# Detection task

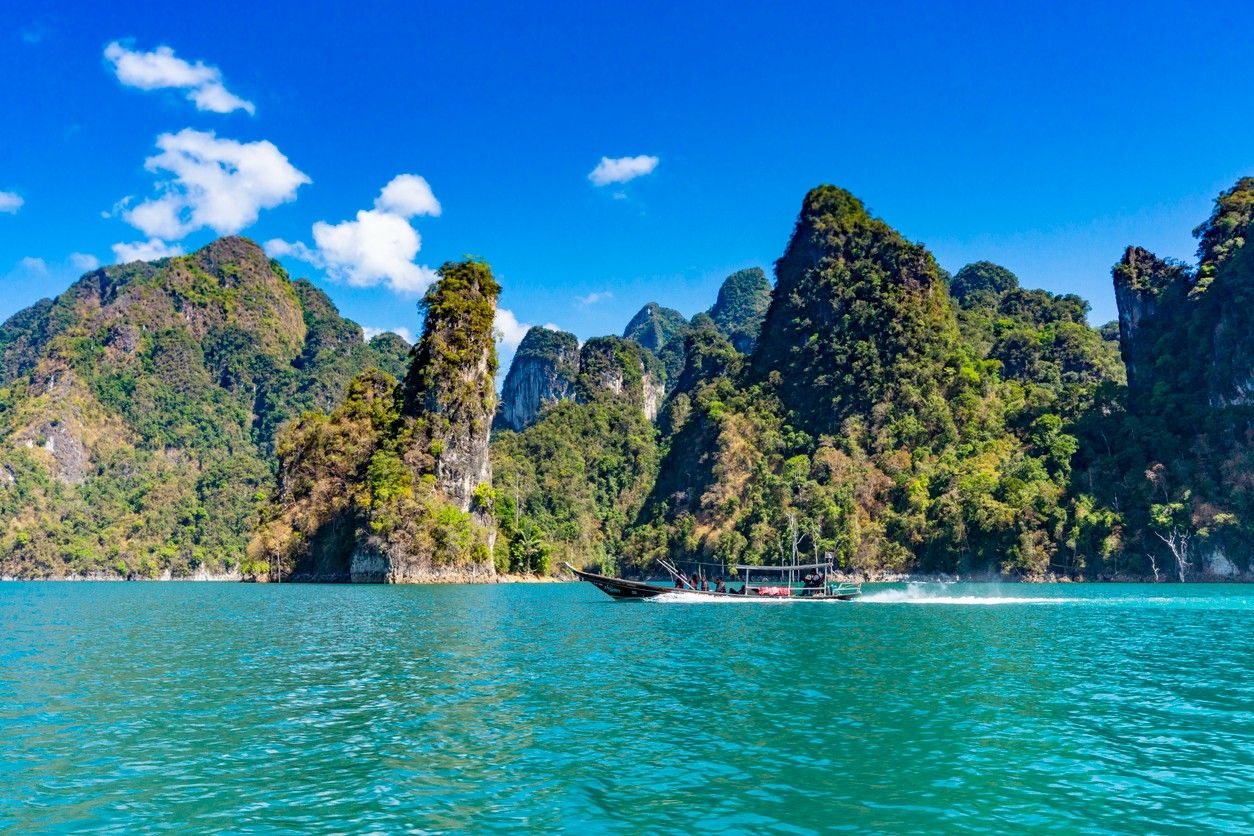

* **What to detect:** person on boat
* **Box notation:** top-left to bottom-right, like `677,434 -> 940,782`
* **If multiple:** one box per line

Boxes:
715,577 -> 726,593
691,573 -> 701,591
674,574 -> 685,589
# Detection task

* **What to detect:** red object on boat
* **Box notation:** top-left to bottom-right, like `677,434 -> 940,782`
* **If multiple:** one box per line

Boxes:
755,586 -> 791,597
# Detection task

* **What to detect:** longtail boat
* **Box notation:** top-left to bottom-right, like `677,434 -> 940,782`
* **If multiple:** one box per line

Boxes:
565,559 -> 861,602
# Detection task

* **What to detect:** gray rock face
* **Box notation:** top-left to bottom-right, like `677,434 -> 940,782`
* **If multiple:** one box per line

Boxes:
496,330 -> 665,428
495,327 -> 579,432
435,349 -> 496,513
351,540 -> 498,583
1113,243 -> 1254,408
642,371 -> 664,421
13,365 -> 91,485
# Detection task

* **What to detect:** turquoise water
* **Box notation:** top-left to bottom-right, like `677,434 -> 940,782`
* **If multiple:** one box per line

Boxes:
1,582 -> 1252,833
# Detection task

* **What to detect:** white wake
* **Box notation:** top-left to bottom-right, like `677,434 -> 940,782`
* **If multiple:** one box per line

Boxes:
858,587 -> 1077,605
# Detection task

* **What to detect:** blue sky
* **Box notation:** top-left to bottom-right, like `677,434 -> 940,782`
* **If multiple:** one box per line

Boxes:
2,1 -> 1251,368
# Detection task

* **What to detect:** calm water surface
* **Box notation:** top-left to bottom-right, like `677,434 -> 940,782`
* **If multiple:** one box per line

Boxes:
1,581 -> 1252,833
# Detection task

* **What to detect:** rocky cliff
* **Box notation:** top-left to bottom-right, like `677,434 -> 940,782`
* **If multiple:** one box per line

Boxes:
399,260 -> 500,513
1112,246 -> 1193,398
1098,177 -> 1254,577
494,327 -> 579,432
494,330 -> 667,430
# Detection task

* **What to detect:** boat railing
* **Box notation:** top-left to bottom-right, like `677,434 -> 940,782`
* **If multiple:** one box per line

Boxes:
654,557 -> 862,598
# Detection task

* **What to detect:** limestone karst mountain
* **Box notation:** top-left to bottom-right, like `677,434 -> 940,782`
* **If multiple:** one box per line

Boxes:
0,237 -> 408,579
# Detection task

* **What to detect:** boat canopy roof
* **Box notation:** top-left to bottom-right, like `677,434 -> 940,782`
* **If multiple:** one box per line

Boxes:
735,562 -> 834,572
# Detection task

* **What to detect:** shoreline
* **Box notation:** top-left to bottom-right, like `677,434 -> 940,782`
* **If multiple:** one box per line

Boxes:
3,571 -> 1252,584
0,571 -> 573,584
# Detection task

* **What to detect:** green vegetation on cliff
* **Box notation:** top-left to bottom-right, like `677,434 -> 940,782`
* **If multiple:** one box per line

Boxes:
1077,177 -> 1254,579
708,267 -> 771,352
0,238 -> 407,578
5,178 -> 1254,583
252,259 -> 500,581
623,303 -> 688,353
622,186 -> 1125,578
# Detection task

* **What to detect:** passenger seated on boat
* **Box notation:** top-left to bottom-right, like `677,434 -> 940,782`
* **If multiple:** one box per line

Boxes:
715,577 -> 726,593
691,574 -> 701,591
674,575 -> 685,588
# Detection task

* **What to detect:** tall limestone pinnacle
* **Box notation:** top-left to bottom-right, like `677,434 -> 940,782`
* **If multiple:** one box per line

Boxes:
254,258 -> 502,583
1112,245 -> 1192,398
1113,178 -> 1254,409
399,259 -> 500,512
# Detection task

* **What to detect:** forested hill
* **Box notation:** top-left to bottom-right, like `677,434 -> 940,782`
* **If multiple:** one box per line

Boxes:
619,186 -> 1125,577
4,179 -> 1253,582
0,237 -> 408,579
498,181 -> 1254,582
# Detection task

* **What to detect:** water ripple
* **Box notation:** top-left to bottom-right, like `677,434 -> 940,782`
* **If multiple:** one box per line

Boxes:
1,582 -> 1252,832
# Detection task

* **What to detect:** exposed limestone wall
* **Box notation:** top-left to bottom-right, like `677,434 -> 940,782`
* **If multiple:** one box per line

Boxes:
494,327 -> 579,432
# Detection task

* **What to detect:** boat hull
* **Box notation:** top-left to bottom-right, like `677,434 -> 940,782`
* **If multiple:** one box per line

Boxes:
568,567 -> 673,599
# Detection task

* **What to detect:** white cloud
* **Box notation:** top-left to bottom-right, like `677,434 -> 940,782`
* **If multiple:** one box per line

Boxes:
262,238 -> 313,260
268,174 -> 440,296
69,252 -> 100,271
122,129 -> 309,240
0,192 -> 23,214
362,325 -> 415,344
576,290 -> 614,306
494,308 -> 530,351
588,155 -> 659,186
311,211 -> 437,294
542,323 -> 563,331
376,174 -> 441,218
104,41 -> 255,115
3,252 -> 103,287
112,239 -> 184,263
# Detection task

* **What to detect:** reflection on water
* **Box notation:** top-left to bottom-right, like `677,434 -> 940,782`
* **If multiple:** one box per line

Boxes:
1,582 -> 1252,832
